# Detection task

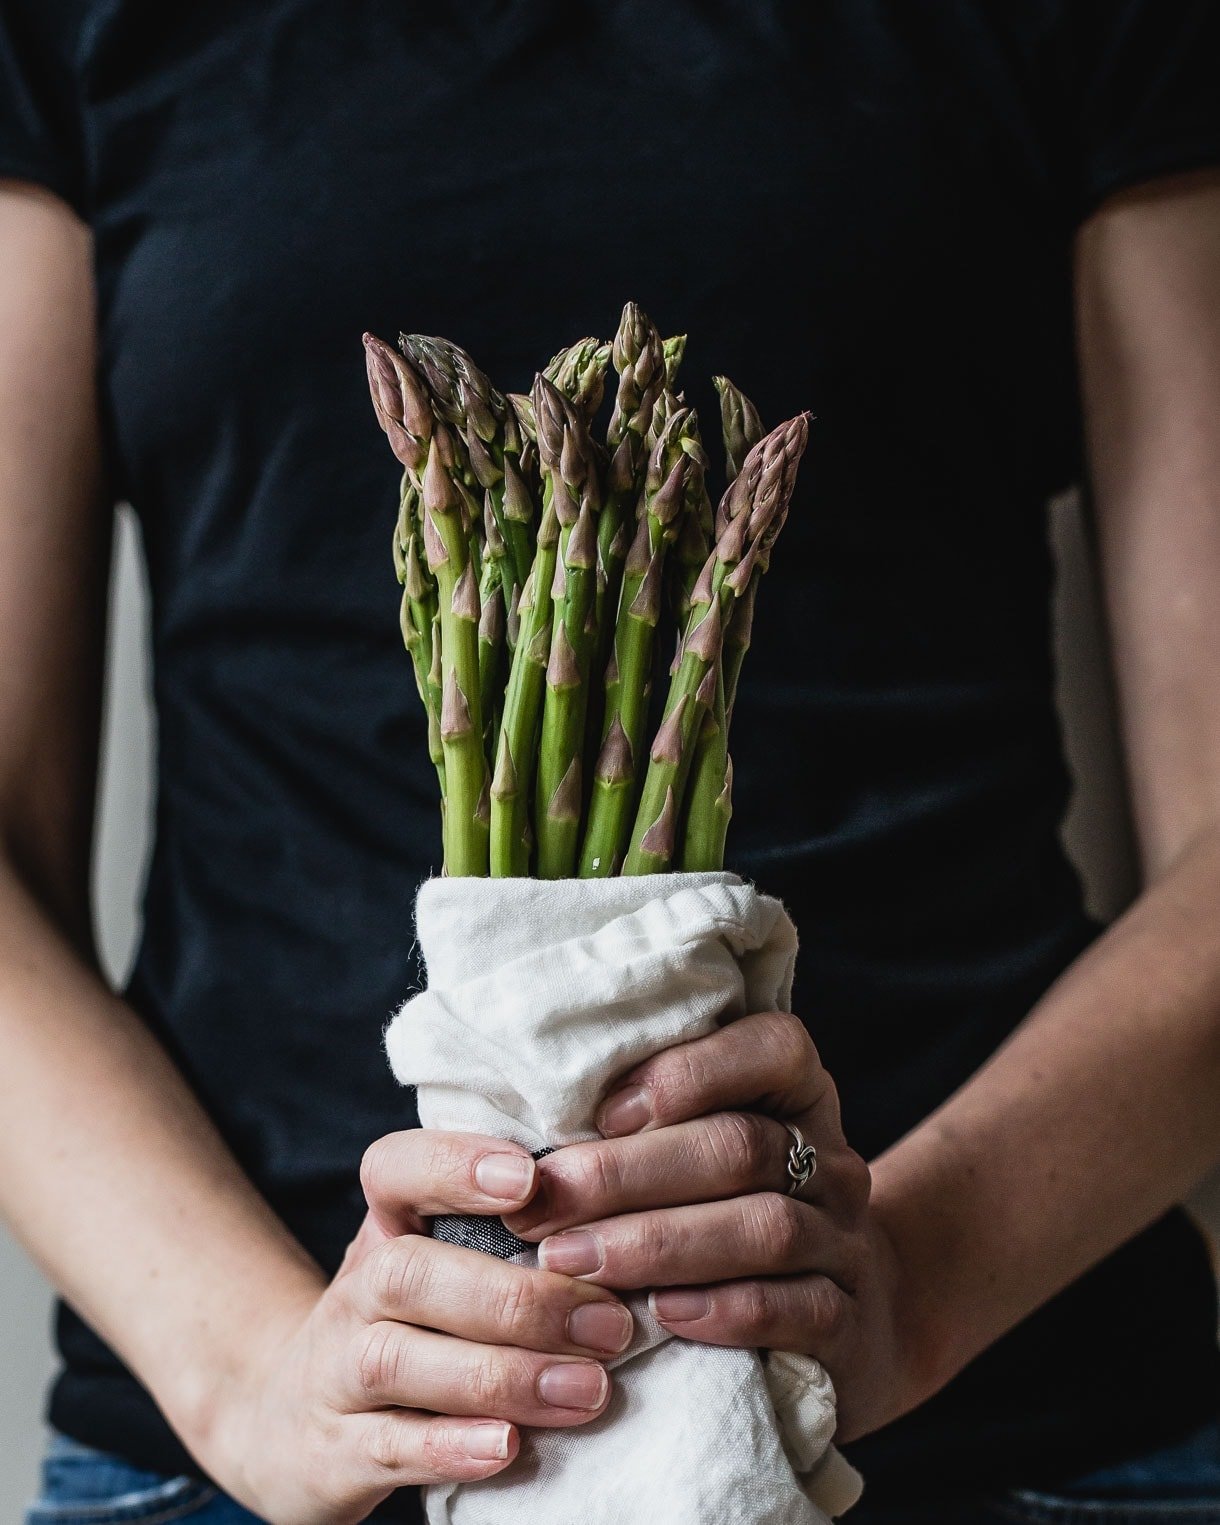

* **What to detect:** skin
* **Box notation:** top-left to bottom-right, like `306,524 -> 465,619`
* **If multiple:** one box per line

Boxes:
0,166 -> 1218,1518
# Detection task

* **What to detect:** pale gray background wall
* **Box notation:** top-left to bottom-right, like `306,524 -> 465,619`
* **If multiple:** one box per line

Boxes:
1,497 -> 1217,1515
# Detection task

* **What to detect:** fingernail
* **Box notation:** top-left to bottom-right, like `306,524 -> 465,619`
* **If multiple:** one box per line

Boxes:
598,1085 -> 652,1136
537,1361 -> 609,1411
568,1301 -> 633,1354
538,1231 -> 602,1277
463,1421 -> 511,1460
650,1289 -> 710,1323
474,1153 -> 535,1201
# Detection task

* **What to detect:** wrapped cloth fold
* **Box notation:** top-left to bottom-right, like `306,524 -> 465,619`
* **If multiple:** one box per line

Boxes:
385,871 -> 863,1524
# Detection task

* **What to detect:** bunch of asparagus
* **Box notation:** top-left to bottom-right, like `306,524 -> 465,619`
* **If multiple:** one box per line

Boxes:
364,303 -> 810,879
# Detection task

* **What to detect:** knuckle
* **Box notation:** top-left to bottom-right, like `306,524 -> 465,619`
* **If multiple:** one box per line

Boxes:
567,1144 -> 623,1204
421,1131 -> 466,1193
752,1191 -> 806,1264
704,1111 -> 768,1185
465,1352 -> 514,1413
364,1410 -> 405,1475
355,1323 -> 406,1402
808,1278 -> 847,1340
756,1009 -> 814,1070
367,1234 -> 430,1315
420,1418 -> 462,1473
733,1280 -> 776,1342
359,1134 -> 399,1205
646,1045 -> 706,1121
486,1271 -> 539,1337
636,1210 -> 671,1264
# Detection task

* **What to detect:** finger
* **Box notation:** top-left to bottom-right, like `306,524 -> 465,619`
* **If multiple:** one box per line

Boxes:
343,1323 -> 611,1428
537,1192 -> 855,1291
504,1111 -> 796,1239
650,1272 -> 847,1361
361,1130 -> 540,1228
596,1011 -> 835,1136
351,1410 -> 519,1488
353,1234 -> 634,1356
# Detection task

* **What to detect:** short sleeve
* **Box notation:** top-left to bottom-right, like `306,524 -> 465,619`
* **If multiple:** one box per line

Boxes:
0,1 -> 87,215
1064,0 -> 1220,219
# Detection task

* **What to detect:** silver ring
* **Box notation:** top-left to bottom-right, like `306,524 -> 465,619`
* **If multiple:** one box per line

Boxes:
784,1123 -> 817,1197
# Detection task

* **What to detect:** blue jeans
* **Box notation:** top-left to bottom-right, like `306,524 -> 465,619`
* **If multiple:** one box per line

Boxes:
25,1434 -> 262,1524
26,1420 -> 1220,1524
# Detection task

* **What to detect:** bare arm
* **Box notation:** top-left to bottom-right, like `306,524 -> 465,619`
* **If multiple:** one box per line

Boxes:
0,183 -> 627,1520
871,169 -> 1220,1405
0,175 -> 325,1401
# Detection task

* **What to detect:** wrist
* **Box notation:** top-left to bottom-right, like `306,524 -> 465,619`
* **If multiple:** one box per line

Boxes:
868,1163 -> 977,1414
154,1250 -> 325,1468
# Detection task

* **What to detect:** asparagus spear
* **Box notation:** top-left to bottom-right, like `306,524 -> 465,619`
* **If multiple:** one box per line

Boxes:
595,305 -> 666,664
400,335 -> 536,626
534,402 -> 603,878
645,387 -> 680,452
398,485 -> 447,792
578,408 -> 698,876
675,378 -> 766,861
662,333 -> 688,391
672,447 -> 714,631
366,336 -> 450,793
678,696 -> 732,872
490,377 -> 582,876
421,426 -> 489,875
364,332 -> 433,478
545,336 -> 612,422
713,375 -> 763,484
478,540 -> 506,751
507,392 -> 536,444
623,413 -> 811,874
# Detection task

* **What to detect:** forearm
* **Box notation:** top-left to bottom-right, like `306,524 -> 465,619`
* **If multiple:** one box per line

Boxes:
0,854 -> 325,1447
875,825 -> 1220,1401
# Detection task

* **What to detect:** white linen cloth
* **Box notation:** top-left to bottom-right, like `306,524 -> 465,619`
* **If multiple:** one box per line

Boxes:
385,871 -> 863,1524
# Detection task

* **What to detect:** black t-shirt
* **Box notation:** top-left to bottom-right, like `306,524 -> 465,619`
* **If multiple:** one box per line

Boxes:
4,1 -> 1220,1513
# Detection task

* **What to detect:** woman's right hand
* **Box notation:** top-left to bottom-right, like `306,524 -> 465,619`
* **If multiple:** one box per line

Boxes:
193,1131 -> 631,1525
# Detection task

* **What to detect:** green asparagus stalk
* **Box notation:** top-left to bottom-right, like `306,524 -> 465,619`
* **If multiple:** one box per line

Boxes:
623,413 -> 811,874
577,408 -> 697,876
399,495 -> 447,792
421,427 -> 489,875
478,546 -> 506,749
595,305 -> 666,663
672,448 -> 714,630
677,679 -> 731,872
713,375 -> 763,484
673,381 -> 762,846
366,335 -> 449,795
489,377 -> 580,877
534,414 -> 603,878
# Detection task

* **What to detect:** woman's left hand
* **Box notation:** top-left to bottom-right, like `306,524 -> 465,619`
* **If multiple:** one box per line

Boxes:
501,1011 -> 926,1442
